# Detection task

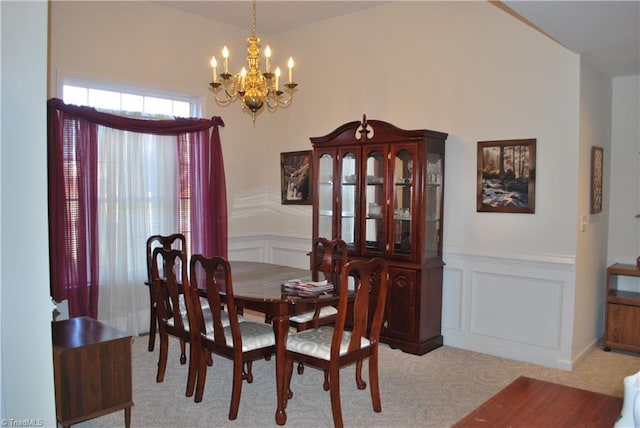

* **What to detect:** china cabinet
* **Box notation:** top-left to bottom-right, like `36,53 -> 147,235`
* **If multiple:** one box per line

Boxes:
310,115 -> 447,355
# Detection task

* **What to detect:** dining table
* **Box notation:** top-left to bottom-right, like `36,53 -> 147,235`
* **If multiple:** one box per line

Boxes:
228,260 -> 341,425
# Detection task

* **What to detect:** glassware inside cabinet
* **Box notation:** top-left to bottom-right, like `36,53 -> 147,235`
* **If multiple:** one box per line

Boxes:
365,151 -> 385,252
393,150 -> 413,255
424,152 -> 443,257
317,153 -> 334,239
340,152 -> 357,248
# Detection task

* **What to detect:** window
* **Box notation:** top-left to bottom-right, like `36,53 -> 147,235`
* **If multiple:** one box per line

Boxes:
62,84 -> 195,117
61,82 -> 200,255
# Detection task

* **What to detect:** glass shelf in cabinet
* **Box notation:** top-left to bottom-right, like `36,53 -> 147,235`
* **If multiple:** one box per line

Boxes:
319,210 -> 333,216
366,176 -> 383,184
395,178 -> 413,186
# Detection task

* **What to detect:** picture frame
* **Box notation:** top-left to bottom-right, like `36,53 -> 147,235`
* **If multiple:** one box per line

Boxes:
590,146 -> 604,214
477,139 -> 536,213
280,150 -> 312,205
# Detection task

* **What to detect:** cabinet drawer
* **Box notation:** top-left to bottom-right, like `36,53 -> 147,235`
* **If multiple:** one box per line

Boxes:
606,303 -> 640,348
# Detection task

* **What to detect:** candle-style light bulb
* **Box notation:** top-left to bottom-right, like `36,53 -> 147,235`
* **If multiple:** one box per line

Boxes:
265,45 -> 271,72
287,57 -> 294,83
222,46 -> 229,73
275,67 -> 281,91
210,56 -> 217,82
240,67 -> 247,90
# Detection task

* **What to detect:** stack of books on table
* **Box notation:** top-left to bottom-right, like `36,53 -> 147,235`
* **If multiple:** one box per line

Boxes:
282,279 -> 334,294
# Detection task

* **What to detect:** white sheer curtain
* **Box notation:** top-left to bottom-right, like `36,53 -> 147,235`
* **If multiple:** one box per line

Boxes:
97,126 -> 178,335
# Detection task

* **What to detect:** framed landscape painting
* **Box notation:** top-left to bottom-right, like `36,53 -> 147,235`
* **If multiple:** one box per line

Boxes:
477,139 -> 536,213
590,146 -> 603,214
280,150 -> 312,205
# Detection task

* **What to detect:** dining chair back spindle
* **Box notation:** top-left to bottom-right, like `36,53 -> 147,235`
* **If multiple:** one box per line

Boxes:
189,255 -> 276,420
284,257 -> 389,428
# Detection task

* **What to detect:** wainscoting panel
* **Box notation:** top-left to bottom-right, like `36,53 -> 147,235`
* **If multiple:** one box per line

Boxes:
443,248 -> 577,370
228,234 -> 311,269
469,271 -> 563,348
443,267 -> 463,331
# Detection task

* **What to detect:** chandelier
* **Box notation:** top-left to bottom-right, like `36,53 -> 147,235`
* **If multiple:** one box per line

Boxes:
209,0 -> 298,122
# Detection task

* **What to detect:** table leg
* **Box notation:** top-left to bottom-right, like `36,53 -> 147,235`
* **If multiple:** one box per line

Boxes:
273,313 -> 288,425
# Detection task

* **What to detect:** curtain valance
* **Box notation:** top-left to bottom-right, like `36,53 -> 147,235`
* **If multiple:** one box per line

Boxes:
47,97 -> 224,134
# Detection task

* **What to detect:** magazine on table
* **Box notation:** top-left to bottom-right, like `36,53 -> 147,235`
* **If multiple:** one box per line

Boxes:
281,278 -> 334,293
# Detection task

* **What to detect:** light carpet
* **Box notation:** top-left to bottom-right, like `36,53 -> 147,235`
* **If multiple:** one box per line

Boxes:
75,327 -> 640,428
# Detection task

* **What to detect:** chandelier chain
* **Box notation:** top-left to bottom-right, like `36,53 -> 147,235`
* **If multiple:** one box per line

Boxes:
252,0 -> 257,37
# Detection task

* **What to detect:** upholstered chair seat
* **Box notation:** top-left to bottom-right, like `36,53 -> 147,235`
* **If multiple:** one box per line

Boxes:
286,326 -> 370,360
168,307 -> 239,332
288,306 -> 338,324
201,321 -> 276,352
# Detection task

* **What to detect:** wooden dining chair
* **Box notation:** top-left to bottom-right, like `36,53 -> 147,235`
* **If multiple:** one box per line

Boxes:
284,257 -> 389,428
188,254 -> 276,420
149,246 -> 198,397
289,237 -> 348,376
289,237 -> 347,331
146,233 -> 186,356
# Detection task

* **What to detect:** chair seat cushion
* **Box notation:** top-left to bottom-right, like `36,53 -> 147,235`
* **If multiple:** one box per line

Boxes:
168,306 -> 238,332
286,325 -> 371,360
179,295 -> 210,316
289,305 -> 338,323
203,321 -> 275,352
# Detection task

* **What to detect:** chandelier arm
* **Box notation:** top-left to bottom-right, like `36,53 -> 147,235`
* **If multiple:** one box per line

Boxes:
211,84 -> 238,106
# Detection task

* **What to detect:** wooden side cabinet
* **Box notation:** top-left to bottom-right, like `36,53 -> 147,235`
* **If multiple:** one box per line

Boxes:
52,317 -> 133,428
604,263 -> 640,353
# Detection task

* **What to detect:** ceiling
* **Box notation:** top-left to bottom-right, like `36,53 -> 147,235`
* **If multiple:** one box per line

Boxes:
158,1 -> 640,78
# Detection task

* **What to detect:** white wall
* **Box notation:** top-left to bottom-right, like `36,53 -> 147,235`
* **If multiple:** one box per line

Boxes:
573,61 -> 612,358
268,1 -> 583,368
267,1 -> 581,257
608,75 -> 640,266
49,1 -> 629,369
1,1 -> 56,424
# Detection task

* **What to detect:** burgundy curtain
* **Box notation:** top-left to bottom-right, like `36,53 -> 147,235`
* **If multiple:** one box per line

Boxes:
47,98 -> 226,318
48,107 -> 99,318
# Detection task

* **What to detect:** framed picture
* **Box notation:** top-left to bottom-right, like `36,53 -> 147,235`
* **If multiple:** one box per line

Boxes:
477,139 -> 536,213
590,146 -> 604,214
280,150 -> 312,205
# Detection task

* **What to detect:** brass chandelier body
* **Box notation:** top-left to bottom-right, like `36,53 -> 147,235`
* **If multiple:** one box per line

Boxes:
209,0 -> 297,122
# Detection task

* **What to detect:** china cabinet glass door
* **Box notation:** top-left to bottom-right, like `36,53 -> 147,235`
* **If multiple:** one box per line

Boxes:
424,152 -> 444,258
317,152 -> 335,240
339,150 -> 358,250
364,147 -> 387,254
391,147 -> 415,258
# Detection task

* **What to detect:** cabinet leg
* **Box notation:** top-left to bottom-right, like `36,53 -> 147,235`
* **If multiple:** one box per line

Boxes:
124,406 -> 131,428
604,347 -> 611,352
